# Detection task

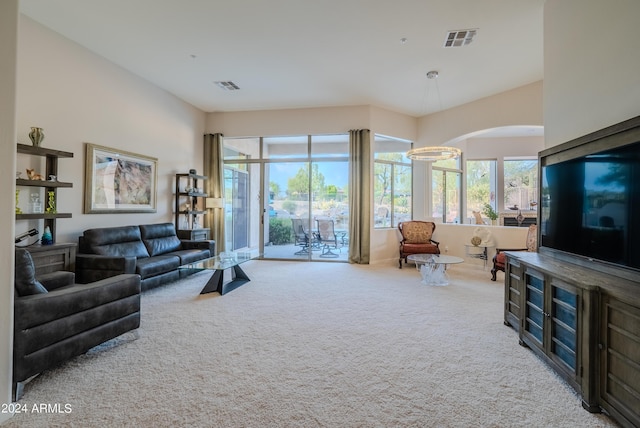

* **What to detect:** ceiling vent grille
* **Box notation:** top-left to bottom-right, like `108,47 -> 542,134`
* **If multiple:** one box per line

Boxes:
215,81 -> 240,91
443,29 -> 477,48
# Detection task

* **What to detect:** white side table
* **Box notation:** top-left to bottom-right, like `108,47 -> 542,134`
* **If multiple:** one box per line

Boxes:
464,244 -> 494,269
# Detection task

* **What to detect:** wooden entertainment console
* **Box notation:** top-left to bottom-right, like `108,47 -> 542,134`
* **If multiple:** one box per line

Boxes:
504,251 -> 639,427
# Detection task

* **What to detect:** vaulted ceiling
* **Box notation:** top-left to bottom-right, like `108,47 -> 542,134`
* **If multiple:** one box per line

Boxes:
20,0 -> 544,118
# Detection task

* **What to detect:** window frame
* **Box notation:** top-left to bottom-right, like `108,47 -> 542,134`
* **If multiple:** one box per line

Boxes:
373,136 -> 413,229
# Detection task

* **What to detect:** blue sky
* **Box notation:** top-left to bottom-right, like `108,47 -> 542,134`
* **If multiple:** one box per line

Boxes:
269,162 -> 348,196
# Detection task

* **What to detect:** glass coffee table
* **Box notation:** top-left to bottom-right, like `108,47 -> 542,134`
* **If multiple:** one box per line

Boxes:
407,254 -> 464,286
178,252 -> 255,295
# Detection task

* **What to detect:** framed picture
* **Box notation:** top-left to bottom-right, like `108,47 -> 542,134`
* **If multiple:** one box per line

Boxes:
84,143 -> 158,213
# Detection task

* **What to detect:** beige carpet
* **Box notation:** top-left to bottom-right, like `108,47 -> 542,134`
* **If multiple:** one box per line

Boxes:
4,261 -> 616,427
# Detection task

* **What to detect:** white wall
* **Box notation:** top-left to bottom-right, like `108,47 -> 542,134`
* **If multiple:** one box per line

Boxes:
417,81 -> 543,149
1,1 -> 19,421
207,105 -> 418,143
207,105 -> 373,138
16,16 -> 207,243
3,15 -> 206,414
544,0 -> 640,147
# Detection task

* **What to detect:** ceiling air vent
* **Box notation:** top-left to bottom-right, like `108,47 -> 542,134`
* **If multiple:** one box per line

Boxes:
443,29 -> 477,48
214,81 -> 240,91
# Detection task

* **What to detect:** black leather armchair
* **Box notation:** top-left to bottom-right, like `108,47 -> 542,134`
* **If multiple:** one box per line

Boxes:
13,248 -> 141,399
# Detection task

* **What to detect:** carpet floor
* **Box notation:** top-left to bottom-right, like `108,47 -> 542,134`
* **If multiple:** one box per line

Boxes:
4,261 -> 617,427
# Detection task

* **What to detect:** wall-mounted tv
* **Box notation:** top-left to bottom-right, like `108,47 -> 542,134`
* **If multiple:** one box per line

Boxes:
539,116 -> 640,273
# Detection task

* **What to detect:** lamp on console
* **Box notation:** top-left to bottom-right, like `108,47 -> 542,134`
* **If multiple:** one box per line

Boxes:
205,198 -> 224,210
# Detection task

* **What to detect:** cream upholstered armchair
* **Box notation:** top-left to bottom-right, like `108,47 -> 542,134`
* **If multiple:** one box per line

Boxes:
491,224 -> 537,281
398,221 -> 440,269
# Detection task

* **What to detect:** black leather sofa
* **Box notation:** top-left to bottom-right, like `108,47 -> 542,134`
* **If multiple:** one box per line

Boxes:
75,223 -> 215,291
13,248 -> 141,399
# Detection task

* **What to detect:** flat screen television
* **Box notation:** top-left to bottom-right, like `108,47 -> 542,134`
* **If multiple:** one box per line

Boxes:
539,115 -> 640,273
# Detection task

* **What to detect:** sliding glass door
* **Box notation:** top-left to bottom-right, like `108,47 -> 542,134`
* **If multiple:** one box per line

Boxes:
263,160 -> 311,259
224,135 -> 349,262
309,135 -> 349,261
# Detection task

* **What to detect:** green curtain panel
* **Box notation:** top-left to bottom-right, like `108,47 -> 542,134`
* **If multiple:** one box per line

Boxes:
203,133 -> 225,254
348,129 -> 371,264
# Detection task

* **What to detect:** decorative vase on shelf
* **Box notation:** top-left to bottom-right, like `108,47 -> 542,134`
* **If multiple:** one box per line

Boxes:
30,193 -> 43,214
41,226 -> 53,245
46,190 -> 56,213
28,127 -> 45,147
15,189 -> 22,214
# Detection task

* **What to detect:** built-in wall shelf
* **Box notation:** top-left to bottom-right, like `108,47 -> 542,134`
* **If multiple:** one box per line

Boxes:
16,143 -> 74,243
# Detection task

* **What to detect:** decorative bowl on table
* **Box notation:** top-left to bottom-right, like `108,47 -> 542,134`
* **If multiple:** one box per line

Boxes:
219,252 -> 237,263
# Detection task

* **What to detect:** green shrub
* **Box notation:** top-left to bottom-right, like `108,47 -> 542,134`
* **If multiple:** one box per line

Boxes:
269,218 -> 293,245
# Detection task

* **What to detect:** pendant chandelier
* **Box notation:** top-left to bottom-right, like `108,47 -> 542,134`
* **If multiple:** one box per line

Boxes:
406,146 -> 461,161
407,70 -> 462,162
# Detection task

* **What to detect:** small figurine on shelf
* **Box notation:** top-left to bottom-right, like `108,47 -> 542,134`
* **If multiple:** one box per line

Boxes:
41,226 -> 53,245
46,190 -> 56,213
26,168 -> 45,181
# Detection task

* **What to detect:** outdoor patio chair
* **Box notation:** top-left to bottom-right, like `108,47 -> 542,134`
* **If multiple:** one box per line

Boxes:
316,218 -> 342,258
291,218 -> 311,255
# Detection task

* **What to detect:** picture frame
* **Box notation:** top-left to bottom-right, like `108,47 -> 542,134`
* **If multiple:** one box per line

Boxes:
84,143 -> 158,213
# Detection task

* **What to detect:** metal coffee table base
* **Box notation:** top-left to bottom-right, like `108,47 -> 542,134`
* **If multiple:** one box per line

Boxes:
201,264 -> 250,295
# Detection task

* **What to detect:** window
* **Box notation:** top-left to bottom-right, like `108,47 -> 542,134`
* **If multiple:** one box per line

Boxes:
374,135 -> 412,228
224,134 -> 350,261
432,158 -> 462,223
504,159 -> 538,211
466,159 -> 497,223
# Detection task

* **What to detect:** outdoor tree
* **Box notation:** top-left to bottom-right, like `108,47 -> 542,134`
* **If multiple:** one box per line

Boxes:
287,164 -> 326,200
325,184 -> 338,200
374,163 -> 391,205
466,160 -> 491,212
269,181 -> 281,200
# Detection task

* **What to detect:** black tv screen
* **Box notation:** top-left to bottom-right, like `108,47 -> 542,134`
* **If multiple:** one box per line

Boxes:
540,139 -> 640,271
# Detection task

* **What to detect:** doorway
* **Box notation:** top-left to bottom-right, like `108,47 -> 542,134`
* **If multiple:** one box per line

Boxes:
223,135 -> 349,262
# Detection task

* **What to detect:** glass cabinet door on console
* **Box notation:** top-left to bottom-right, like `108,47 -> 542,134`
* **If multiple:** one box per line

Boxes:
523,268 -> 545,348
504,258 -> 524,332
549,280 -> 579,375
523,270 -> 580,375
521,269 -> 595,405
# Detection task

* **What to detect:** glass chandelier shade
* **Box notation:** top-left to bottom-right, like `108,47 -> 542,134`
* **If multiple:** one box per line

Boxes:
406,146 -> 461,161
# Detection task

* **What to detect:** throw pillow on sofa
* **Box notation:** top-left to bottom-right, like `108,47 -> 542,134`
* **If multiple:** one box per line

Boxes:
14,249 -> 48,296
